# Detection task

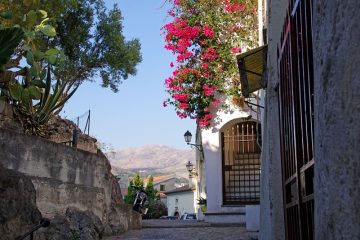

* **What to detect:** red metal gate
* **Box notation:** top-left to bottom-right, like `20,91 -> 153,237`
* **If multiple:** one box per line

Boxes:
278,0 -> 314,239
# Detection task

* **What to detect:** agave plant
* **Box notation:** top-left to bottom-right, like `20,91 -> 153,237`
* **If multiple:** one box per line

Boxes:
1,8 -> 77,136
9,65 -> 78,136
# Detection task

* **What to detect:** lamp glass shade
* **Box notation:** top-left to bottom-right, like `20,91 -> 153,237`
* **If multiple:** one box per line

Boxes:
186,161 -> 193,172
184,130 -> 192,143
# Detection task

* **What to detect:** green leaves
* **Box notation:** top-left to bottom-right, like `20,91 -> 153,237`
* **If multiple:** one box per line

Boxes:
37,10 -> 47,18
40,25 -> 56,37
24,10 -> 37,28
26,51 -> 34,65
8,82 -> 22,101
28,85 -> 41,100
0,27 -> 24,67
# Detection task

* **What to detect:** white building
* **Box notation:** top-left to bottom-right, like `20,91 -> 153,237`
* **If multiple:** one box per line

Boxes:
165,185 -> 195,218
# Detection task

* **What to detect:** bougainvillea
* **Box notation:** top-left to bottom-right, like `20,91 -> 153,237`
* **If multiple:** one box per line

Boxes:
162,0 -> 257,127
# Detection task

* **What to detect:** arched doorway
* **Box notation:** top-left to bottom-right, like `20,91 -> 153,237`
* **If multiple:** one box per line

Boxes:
221,120 -> 261,205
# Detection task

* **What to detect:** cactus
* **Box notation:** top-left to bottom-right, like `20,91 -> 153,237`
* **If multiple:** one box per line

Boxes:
1,9 -> 77,136
13,65 -> 78,136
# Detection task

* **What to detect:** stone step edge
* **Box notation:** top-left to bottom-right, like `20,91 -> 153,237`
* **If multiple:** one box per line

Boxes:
203,211 -> 245,216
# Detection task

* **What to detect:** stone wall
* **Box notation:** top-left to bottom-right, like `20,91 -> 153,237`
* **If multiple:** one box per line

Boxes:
0,165 -> 42,240
0,101 -> 98,153
0,128 -> 141,235
313,0 -> 360,239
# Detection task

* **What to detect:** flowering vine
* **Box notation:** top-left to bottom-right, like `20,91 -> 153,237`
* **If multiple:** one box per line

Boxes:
162,0 -> 257,127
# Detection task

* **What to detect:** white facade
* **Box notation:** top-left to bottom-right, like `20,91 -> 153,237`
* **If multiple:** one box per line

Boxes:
200,103 -> 260,226
166,188 -> 195,217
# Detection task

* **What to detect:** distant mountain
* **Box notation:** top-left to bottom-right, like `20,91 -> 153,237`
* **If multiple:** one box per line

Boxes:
107,145 -> 195,179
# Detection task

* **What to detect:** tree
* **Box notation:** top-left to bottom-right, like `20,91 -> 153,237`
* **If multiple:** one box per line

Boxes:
124,174 -> 167,219
124,173 -> 144,205
52,0 -> 142,93
145,175 -> 158,200
143,175 -> 167,219
1,0 -> 142,93
0,0 -> 142,135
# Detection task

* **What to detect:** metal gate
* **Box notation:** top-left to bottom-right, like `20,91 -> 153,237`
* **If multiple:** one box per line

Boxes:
221,121 -> 261,205
278,0 -> 314,239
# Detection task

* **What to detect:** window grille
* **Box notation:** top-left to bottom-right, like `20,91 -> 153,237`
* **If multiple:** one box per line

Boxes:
222,121 -> 261,205
278,0 -> 314,239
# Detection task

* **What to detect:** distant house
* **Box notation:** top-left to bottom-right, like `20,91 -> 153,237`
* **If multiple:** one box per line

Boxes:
143,175 -> 187,208
157,192 -> 167,205
165,185 -> 195,218
144,175 -> 185,193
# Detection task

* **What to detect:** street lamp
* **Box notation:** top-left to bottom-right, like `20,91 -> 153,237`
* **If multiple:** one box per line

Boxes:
184,130 -> 203,152
186,160 -> 194,172
186,160 -> 197,177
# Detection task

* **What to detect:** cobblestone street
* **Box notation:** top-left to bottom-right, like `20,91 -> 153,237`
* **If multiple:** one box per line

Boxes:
105,220 -> 258,240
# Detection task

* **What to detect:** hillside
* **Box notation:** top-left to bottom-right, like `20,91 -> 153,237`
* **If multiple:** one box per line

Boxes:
107,145 -> 195,179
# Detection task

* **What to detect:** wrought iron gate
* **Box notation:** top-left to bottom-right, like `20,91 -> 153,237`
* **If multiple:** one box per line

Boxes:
278,0 -> 314,239
222,121 -> 261,205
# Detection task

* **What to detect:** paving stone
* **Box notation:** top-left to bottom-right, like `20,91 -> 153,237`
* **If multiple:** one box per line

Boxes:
104,220 -> 258,240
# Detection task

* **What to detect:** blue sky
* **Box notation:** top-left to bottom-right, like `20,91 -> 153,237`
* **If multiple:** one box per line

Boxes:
61,1 -> 196,150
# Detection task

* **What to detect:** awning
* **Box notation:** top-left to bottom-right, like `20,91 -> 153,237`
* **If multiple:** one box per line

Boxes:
237,45 -> 268,97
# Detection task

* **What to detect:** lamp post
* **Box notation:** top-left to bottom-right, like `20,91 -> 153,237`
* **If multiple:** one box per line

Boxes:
186,160 -> 197,177
184,130 -> 203,152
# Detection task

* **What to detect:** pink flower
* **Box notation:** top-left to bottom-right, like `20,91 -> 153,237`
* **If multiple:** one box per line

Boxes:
198,113 -> 213,127
173,93 -> 188,102
176,111 -> 187,119
170,62 -> 174,67
168,10 -> 175,17
202,48 -> 218,60
203,25 -> 215,38
201,63 -> 208,69
163,101 -> 168,107
231,47 -> 241,54
203,85 -> 217,96
212,99 -> 221,106
179,103 -> 189,109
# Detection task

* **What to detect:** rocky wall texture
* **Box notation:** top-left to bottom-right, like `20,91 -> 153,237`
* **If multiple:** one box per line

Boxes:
0,128 -> 141,237
0,165 -> 42,240
0,102 -> 98,153
313,0 -> 360,239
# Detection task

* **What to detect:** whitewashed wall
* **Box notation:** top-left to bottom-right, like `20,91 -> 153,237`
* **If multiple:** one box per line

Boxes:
166,191 -> 195,217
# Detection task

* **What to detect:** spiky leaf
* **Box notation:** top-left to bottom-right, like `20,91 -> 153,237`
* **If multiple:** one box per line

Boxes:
31,79 -> 46,88
39,68 -> 46,80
